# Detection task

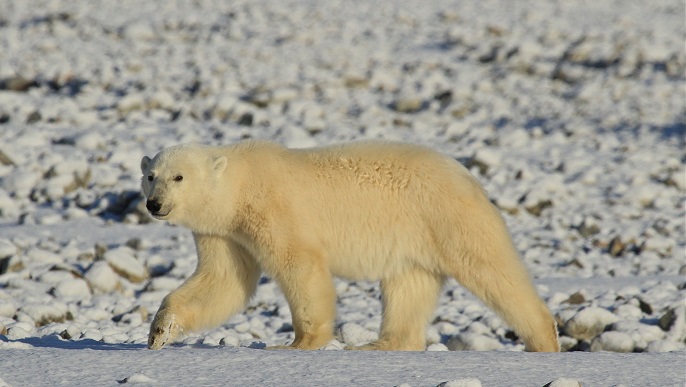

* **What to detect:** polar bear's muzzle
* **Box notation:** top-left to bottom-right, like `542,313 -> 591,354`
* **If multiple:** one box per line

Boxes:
146,199 -> 170,218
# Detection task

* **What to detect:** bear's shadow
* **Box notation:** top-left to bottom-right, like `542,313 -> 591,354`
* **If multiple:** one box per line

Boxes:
3,334 -> 145,351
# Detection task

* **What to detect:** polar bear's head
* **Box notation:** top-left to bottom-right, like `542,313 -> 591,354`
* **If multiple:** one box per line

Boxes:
141,144 -> 227,226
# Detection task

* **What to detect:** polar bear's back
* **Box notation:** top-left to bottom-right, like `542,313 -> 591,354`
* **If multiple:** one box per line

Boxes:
247,141 -> 498,279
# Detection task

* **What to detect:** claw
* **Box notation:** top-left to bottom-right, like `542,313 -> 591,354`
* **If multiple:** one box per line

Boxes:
147,312 -> 178,350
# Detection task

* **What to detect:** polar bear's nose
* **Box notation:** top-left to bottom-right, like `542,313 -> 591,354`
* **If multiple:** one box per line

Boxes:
146,200 -> 162,213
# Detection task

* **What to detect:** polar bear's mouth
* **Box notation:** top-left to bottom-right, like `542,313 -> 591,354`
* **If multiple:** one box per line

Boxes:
151,210 -> 171,219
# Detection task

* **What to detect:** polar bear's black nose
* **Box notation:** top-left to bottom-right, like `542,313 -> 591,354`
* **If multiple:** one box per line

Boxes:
146,200 -> 162,213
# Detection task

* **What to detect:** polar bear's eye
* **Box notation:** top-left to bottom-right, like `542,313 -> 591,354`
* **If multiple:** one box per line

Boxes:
147,175 -> 153,182
174,175 -> 183,182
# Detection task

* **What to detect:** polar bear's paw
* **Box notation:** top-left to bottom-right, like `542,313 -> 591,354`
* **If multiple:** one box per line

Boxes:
148,311 -> 181,350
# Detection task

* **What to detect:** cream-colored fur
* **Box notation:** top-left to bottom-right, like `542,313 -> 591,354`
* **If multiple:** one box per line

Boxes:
141,141 -> 560,352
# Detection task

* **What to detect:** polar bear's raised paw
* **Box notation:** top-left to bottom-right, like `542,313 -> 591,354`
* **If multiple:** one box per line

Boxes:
147,312 -> 180,350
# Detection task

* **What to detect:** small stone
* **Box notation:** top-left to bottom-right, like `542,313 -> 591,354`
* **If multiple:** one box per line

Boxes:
566,258 -> 585,269
125,238 -> 144,251
576,219 -> 600,238
104,247 -> 148,283
607,236 -> 625,257
564,292 -> 586,305
564,307 -> 619,341
338,323 -> 378,347
0,76 -> 38,92
658,308 -> 677,331
543,378 -> 582,387
558,336 -> 578,352
26,111 -> 42,124
436,379 -> 482,387
53,278 -> 92,300
0,149 -> 16,166
637,298 -> 653,315
392,96 -> 424,113
95,243 -> 108,260
85,261 -> 121,293
590,331 -> 634,353
446,333 -> 503,351
0,255 -> 23,274
525,200 -> 553,216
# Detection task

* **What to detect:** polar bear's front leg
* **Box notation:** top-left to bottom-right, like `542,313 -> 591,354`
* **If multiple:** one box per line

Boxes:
147,234 -> 261,349
267,250 -> 336,350
148,298 -> 182,349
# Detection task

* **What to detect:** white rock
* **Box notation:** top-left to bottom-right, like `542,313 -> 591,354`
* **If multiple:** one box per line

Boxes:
646,340 -> 686,353
80,329 -> 103,341
6,325 -> 32,340
427,343 -> 449,351
104,247 -> 148,283
74,131 -> 105,150
338,323 -> 378,347
546,378 -> 581,387
590,331 -> 634,352
123,21 -> 157,41
2,171 -> 40,198
437,378 -> 482,387
220,335 -> 241,348
565,307 -> 619,341
146,277 -> 182,292
54,279 -> 91,300
117,93 -> 146,114
85,261 -> 120,293
25,248 -> 63,265
446,333 -> 503,351
0,302 -> 17,318
0,239 -> 17,258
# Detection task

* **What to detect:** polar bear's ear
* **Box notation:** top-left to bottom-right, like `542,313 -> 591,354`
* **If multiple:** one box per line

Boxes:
141,156 -> 152,172
212,156 -> 227,174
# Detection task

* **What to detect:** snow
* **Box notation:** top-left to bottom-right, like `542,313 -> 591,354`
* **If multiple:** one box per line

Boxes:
0,0 -> 684,385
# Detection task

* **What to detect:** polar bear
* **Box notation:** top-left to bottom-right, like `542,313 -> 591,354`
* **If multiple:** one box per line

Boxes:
140,140 -> 560,352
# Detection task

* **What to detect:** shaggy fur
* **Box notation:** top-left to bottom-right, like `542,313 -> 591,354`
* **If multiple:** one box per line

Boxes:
141,141 -> 560,352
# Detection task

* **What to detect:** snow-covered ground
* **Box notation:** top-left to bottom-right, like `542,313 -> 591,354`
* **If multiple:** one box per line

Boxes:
0,0 -> 684,385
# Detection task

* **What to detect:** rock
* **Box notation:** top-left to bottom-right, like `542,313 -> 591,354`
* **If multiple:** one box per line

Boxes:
564,307 -> 619,341
85,261 -> 121,293
590,331 -> 634,352
576,218 -> 600,237
20,303 -> 70,327
0,149 -> 16,166
338,323 -> 378,347
469,148 -> 501,176
118,373 -> 157,384
0,76 -> 38,92
637,298 -> 653,315
0,239 -> 18,274
53,278 -> 92,300
543,378 -> 582,387
564,291 -> 586,305
558,336 -> 578,352
607,236 -> 625,257
117,93 -> 146,114
436,379 -> 482,387
525,199 -> 553,217
646,340 -> 686,353
392,96 -> 424,113
25,111 -> 41,124
0,301 -> 17,318
104,247 -> 148,283
446,333 -> 503,351
59,324 -> 81,340
658,306 -> 685,341
426,343 -> 449,351
658,308 -> 676,331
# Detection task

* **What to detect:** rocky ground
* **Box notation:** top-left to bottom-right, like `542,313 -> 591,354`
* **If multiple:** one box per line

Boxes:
0,0 -> 684,357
